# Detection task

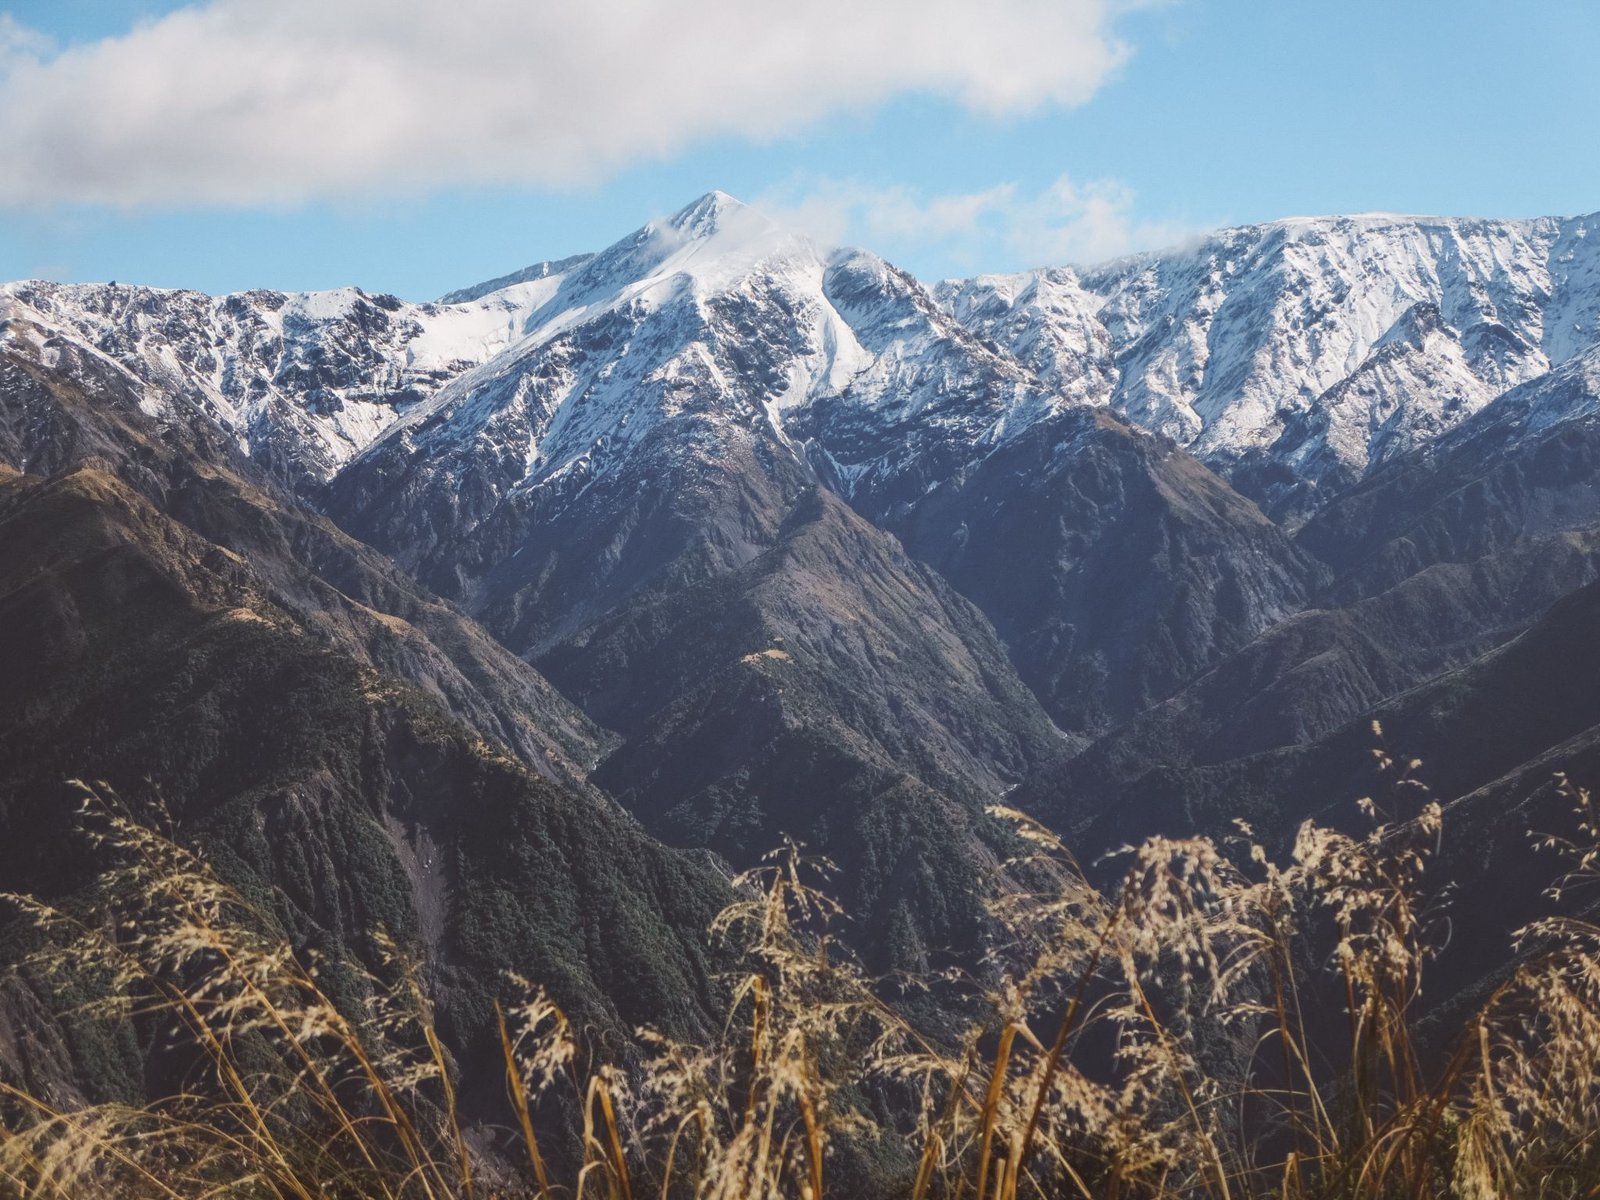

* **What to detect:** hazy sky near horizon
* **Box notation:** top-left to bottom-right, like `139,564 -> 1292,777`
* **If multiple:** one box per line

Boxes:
1,0 -> 1596,298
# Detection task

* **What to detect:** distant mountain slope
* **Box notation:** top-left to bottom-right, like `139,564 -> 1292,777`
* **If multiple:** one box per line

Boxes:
1013,343 -> 1600,864
328,198 -> 1070,967
565,485 -> 1063,970
0,464 -> 728,1109
0,305 -> 607,776
1300,343 -> 1600,594
943,212 -> 1600,515
1013,572 -> 1600,997
883,407 -> 1320,731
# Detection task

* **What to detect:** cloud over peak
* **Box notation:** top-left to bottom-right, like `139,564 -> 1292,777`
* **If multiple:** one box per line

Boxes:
762,174 -> 1200,274
0,0 -> 1135,209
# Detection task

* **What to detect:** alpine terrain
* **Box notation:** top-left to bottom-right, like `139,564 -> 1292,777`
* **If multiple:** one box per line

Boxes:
5,191 -> 1600,1194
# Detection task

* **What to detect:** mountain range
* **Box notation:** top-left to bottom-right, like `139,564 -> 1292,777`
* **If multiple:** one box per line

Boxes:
5,190 -> 1600,1108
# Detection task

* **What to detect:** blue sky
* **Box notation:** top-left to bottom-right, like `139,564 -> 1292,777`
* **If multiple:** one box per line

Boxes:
1,0 -> 1596,298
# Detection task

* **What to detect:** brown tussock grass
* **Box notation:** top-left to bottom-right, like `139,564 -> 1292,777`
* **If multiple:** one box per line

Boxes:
5,742 -> 1600,1199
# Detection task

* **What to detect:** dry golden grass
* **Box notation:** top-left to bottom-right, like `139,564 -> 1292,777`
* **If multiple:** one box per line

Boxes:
4,746 -> 1600,1198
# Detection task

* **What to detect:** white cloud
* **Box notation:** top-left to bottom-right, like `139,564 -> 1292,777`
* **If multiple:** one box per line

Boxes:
761,174 -> 1198,272
0,0 -> 1138,209
0,14 -> 50,68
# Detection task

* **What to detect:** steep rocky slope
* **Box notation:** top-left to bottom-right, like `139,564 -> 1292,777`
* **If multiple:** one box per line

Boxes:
943,212 -> 1600,515
328,199 -> 1071,967
1013,573 -> 1600,1009
882,406 -> 1320,732
1013,345 -> 1600,868
0,464 -> 728,1106
0,305 -> 608,776
1300,344 -> 1600,594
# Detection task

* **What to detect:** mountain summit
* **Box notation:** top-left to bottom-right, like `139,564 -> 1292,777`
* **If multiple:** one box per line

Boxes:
663,188 -> 754,237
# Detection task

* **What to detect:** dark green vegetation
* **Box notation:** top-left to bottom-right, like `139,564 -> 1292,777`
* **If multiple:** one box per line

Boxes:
0,460 -> 727,1104
0,327 -> 730,1117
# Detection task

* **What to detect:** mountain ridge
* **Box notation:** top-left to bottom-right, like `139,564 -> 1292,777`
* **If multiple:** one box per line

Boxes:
12,193 -> 1600,525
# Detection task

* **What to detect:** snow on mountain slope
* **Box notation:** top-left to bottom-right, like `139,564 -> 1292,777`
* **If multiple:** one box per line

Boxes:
437,253 -> 597,305
351,192 -> 1062,525
1265,299 -> 1495,489
933,268 -> 1113,408
797,248 -> 1060,514
8,196 -> 1600,526
2,190 -> 1058,523
1521,341 -> 1600,434
0,273 -> 563,484
942,212 -> 1600,508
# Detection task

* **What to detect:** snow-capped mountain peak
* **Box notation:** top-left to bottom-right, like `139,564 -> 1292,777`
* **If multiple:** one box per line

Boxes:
334,192 -> 1072,531
9,195 -> 1600,529
663,189 -> 751,238
945,209 -> 1600,510
432,193 -> 767,313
